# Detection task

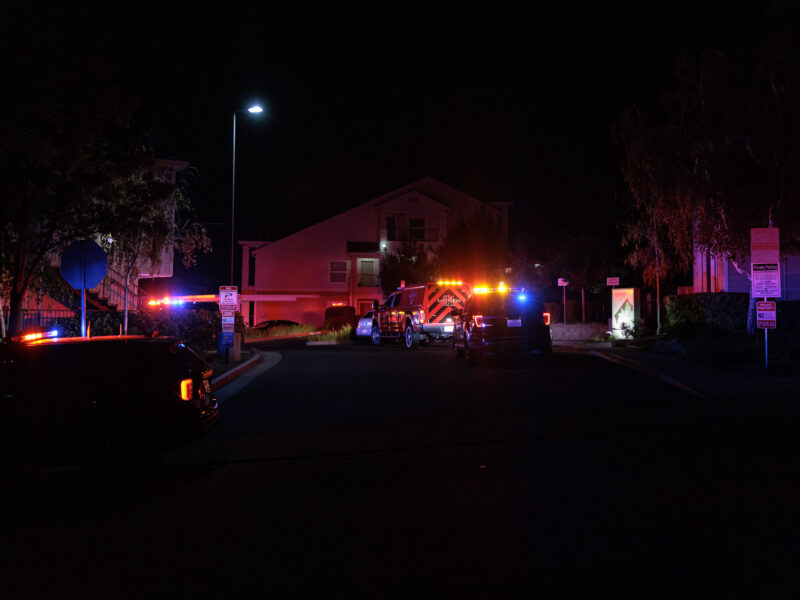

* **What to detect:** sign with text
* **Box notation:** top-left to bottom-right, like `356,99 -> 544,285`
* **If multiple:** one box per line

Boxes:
751,263 -> 781,298
756,301 -> 776,329
219,285 -> 238,310
750,228 -> 780,265
606,277 -> 620,287
557,278 -> 569,286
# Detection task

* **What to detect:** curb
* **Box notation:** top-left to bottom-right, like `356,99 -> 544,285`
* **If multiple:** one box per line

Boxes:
555,345 -> 708,399
210,351 -> 264,392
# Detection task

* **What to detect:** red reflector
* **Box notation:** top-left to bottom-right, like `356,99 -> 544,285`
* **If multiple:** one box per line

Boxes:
473,315 -> 484,328
180,379 -> 193,401
543,312 -> 551,326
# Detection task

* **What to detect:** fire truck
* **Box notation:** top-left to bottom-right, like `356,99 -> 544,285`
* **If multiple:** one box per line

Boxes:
370,280 -> 471,348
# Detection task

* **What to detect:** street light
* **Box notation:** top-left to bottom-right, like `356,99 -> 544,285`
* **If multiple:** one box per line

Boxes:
231,104 -> 264,286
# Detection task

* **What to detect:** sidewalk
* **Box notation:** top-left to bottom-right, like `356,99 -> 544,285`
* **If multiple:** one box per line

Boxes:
554,340 -> 800,402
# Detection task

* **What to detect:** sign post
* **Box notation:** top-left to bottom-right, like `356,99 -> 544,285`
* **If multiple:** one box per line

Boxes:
756,301 -> 777,368
558,278 -> 569,324
61,240 -> 107,338
751,228 -> 781,370
219,285 -> 238,361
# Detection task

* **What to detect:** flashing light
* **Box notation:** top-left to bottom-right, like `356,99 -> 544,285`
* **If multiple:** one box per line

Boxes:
473,286 -> 489,294
148,296 -> 187,307
517,293 -> 527,301
543,312 -> 551,326
18,329 -> 60,342
436,280 -> 463,286
180,379 -> 193,401
330,302 -> 345,307
498,282 -> 507,292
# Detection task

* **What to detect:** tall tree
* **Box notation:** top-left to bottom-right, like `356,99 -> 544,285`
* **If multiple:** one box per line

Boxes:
0,41 -> 210,335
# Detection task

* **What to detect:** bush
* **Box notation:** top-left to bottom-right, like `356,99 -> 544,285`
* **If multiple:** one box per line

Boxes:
664,292 -> 750,337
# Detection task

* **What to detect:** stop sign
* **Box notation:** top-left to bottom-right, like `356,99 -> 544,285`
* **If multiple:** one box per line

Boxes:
60,239 -> 108,289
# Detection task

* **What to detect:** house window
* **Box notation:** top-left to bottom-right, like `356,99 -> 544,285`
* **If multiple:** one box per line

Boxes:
329,261 -> 347,283
409,217 -> 426,241
358,258 -> 379,287
386,216 -> 397,241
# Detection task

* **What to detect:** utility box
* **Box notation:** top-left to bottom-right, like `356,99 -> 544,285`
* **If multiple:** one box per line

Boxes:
611,288 -> 641,338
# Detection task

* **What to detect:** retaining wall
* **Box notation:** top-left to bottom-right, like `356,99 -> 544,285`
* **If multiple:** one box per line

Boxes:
551,322 -> 609,341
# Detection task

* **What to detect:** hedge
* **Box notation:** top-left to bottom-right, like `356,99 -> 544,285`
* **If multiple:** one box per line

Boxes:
664,292 -> 800,335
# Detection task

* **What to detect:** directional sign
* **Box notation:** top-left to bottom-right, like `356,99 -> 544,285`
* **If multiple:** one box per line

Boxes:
219,285 -> 238,310
61,240 -> 107,289
752,263 -> 781,298
756,301 -> 776,329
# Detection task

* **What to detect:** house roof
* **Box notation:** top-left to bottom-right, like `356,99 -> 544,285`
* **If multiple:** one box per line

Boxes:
252,177 -> 497,257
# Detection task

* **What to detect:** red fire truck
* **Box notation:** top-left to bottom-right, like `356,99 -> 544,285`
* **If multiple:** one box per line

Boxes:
370,280 -> 471,348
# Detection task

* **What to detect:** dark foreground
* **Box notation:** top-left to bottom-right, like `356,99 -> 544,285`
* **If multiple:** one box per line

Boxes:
5,345 -> 800,597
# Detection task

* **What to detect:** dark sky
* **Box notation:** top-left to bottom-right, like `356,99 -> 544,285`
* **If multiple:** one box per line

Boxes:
5,1 -> 779,291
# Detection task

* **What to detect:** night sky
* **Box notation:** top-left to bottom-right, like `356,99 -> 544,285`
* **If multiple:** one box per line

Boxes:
5,1 -> 778,292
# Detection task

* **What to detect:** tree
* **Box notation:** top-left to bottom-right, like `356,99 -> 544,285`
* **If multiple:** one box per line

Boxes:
380,241 -> 437,296
434,211 -> 508,286
0,45 -> 210,336
615,16 -> 800,334
100,168 -> 211,334
615,112 -> 694,334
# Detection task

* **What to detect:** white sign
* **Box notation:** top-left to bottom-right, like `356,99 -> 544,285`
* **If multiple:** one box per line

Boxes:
752,263 -> 781,298
221,310 -> 235,318
219,285 -> 238,310
557,278 -> 569,286
221,316 -> 235,326
606,277 -> 620,287
751,228 -> 780,264
756,301 -> 776,329
611,288 -> 640,338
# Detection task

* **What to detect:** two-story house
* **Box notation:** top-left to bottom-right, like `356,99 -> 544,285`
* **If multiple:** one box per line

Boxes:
239,177 -> 509,327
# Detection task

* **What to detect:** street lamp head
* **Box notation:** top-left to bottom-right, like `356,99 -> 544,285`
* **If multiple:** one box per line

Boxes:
247,105 -> 264,113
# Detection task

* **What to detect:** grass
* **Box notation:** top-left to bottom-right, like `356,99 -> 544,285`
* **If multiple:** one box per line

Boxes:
308,325 -> 352,343
243,323 -> 316,341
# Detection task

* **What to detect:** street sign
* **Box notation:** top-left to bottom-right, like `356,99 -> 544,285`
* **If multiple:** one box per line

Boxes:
606,277 -> 620,287
751,228 -> 780,264
752,263 -> 781,297
756,301 -> 776,329
61,240 -> 107,289
219,285 -> 238,310
557,278 -> 569,286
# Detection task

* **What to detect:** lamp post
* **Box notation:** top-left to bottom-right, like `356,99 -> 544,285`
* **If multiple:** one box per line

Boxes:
231,104 -> 264,286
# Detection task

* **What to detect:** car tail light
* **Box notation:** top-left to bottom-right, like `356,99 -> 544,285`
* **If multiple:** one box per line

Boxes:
473,315 -> 485,328
180,378 -> 193,401
543,312 -> 551,326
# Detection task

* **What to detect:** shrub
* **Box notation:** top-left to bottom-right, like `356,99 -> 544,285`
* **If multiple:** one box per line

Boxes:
664,292 -> 750,337
309,324 -> 352,342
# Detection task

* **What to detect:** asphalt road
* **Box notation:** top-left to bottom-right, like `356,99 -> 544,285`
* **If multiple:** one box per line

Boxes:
6,344 -> 800,597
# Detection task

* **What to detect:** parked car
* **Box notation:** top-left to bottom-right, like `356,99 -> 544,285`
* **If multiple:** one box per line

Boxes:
453,286 -> 552,365
355,311 -> 374,340
323,305 -> 358,331
0,333 -> 219,469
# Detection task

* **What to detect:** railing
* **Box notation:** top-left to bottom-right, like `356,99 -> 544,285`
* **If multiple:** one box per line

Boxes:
4,309 -> 78,331
90,266 -> 146,311
358,274 -> 380,287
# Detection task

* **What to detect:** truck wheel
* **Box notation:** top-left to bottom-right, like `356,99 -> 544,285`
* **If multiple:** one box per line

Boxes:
371,325 -> 381,346
404,323 -> 418,349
